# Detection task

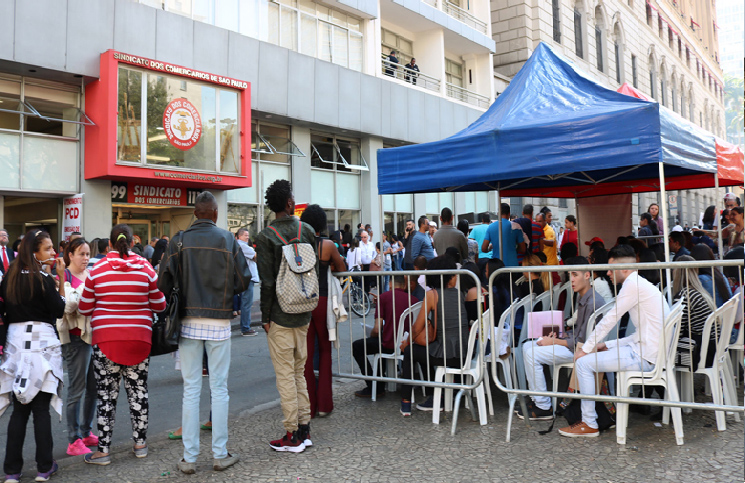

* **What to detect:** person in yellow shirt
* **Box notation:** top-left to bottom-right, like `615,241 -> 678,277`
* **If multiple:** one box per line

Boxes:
537,209 -> 559,265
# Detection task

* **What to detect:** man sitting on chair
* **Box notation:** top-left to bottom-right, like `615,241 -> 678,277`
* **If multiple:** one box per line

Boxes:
559,244 -> 669,438
518,256 -> 606,420
352,276 -> 419,398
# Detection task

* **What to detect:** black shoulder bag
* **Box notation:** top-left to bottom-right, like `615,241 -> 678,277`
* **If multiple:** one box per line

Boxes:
150,238 -> 183,356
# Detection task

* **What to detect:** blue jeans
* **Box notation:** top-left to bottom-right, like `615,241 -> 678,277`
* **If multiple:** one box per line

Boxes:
179,337 -> 231,462
382,266 -> 391,292
61,335 -> 96,443
232,294 -> 241,312
240,281 -> 255,333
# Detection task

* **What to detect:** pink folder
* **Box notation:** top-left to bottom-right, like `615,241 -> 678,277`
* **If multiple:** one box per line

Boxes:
527,310 -> 564,339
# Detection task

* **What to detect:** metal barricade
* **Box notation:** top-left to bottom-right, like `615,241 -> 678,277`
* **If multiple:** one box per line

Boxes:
487,259 -> 744,445
331,268 -> 487,434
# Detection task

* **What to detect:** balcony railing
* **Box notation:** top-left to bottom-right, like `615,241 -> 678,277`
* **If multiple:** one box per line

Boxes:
381,56 -> 441,93
421,0 -> 487,35
446,82 -> 490,109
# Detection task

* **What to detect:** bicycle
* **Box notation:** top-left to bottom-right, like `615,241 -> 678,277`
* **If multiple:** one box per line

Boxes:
340,272 -> 373,317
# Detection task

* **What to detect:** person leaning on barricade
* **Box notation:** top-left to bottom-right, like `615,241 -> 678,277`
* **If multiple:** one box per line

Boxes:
558,245 -> 669,438
517,256 -> 607,421
398,256 -> 469,416
353,275 -> 420,398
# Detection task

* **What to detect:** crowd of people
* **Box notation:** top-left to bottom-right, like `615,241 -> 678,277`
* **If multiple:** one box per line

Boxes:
0,184 -> 741,480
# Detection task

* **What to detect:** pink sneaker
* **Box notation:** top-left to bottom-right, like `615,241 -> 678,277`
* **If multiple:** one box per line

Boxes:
82,432 -> 99,447
67,438 -> 92,456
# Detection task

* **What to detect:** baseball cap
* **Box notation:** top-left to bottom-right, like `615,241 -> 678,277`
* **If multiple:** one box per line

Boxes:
429,221 -> 437,228
584,236 -> 604,246
724,193 -> 737,201
671,225 -> 684,232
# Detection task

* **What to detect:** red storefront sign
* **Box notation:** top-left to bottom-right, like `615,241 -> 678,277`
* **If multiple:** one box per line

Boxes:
85,50 -> 252,190
111,181 -> 202,207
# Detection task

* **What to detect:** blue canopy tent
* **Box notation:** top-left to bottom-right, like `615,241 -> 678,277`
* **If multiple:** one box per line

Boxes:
377,42 -> 716,197
377,41 -> 720,272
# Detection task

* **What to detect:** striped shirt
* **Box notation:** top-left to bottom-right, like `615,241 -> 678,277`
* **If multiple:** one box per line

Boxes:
530,222 -> 543,254
674,287 -> 714,335
78,252 -> 167,347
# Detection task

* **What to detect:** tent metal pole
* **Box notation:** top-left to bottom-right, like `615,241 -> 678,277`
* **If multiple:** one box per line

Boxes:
497,188 -> 503,260
574,196 -> 581,256
715,174 -> 724,258
658,162 -> 673,305
379,193 -> 384,263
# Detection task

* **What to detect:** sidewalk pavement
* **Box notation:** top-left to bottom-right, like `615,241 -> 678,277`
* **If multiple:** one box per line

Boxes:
49,376 -> 742,482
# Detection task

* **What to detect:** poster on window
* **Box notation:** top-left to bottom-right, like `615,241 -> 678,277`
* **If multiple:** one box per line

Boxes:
62,193 -> 84,242
163,98 -> 202,150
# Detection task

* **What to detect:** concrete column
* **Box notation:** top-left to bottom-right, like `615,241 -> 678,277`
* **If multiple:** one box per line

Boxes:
291,127 -> 312,205
0,196 -> 4,228
413,193 -> 427,219
210,189 -> 228,230
360,136 -> 383,238
81,179 -> 114,239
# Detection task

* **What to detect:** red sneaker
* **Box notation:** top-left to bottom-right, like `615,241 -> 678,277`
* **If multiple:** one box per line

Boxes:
82,432 -> 99,447
269,431 -> 306,453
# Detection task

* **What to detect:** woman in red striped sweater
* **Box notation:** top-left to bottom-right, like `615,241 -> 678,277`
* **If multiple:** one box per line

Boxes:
78,224 -> 166,465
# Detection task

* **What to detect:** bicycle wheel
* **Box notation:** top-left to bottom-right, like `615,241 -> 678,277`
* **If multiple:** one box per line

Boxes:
350,284 -> 372,317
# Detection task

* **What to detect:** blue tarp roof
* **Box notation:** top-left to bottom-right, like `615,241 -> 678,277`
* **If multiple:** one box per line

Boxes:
377,42 -> 717,195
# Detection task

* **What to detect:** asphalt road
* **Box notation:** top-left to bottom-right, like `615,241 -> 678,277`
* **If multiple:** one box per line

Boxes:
0,303 -> 369,475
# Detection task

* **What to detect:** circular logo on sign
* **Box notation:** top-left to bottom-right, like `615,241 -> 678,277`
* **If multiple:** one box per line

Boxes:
163,98 -> 202,150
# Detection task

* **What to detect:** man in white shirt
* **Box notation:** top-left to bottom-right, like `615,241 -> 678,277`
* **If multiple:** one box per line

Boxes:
237,228 -> 260,336
358,231 -> 377,292
558,244 -> 669,438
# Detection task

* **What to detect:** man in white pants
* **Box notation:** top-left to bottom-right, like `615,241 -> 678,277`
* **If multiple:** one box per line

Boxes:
519,256 -> 606,420
559,244 -> 669,437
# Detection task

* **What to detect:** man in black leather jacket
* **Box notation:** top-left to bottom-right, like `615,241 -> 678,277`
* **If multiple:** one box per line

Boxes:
158,191 -> 250,475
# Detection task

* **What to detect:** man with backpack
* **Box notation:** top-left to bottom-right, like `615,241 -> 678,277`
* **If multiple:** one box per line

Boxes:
255,179 -> 318,453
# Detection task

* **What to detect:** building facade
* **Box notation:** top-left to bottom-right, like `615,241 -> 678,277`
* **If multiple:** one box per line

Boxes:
0,0 -> 497,243
490,0 -> 730,230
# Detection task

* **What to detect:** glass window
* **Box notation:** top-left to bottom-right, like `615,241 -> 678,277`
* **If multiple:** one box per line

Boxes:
24,84 -> 80,137
319,22 -> 333,62
280,7 -> 298,50
219,90 -> 240,173
168,0 -> 192,17
227,203 -> 260,238
216,0 -> 238,30
311,135 -> 338,168
311,169 -> 335,206
118,67 -> 142,162
268,2 -> 280,45
574,9 -> 583,58
446,59 -> 463,87
118,66 -> 241,174
350,33 -> 363,72
22,136 -> 77,191
0,132 -> 21,189
300,14 -> 318,57
324,209 -> 336,236
0,78 -> 23,131
193,0 -> 215,23
332,25 -> 348,67
381,29 -> 413,65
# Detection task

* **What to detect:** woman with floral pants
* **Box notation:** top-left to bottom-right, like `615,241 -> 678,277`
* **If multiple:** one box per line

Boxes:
78,224 -> 166,464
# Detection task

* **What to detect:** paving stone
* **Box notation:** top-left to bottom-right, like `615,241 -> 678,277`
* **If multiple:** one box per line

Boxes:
49,376 -> 743,482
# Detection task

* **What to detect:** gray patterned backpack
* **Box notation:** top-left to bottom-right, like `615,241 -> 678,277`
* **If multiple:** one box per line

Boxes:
268,222 -> 319,314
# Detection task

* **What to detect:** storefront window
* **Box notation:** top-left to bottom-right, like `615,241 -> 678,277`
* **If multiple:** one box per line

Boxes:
227,203 -> 260,238
117,66 -> 241,174
118,68 -> 142,162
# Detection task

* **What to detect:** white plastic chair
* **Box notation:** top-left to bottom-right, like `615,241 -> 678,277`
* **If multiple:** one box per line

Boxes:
616,300 -> 685,445
534,290 -> 551,312
550,300 -> 616,409
677,296 -> 740,431
552,281 -> 573,319
432,318 -> 491,428
509,295 -> 536,391
726,288 -> 744,387
371,302 -> 425,401
489,300 -> 525,442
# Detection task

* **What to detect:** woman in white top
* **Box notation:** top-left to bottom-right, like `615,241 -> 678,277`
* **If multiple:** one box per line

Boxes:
346,238 -> 362,271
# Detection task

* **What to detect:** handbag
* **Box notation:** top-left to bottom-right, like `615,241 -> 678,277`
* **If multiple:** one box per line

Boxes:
151,238 -> 183,356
